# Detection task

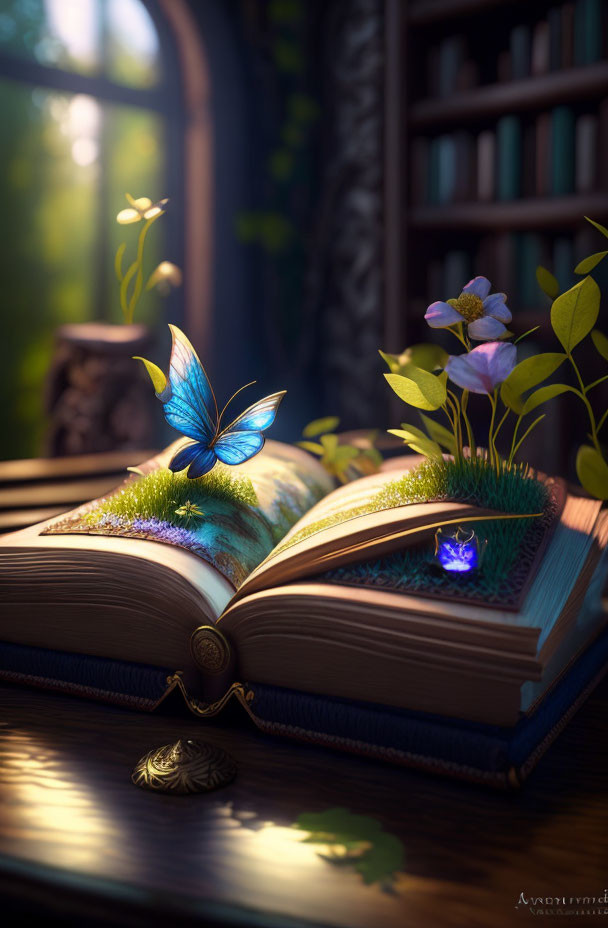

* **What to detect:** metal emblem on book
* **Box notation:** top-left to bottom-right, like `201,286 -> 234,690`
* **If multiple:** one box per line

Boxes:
131,739 -> 237,794
190,625 -> 231,674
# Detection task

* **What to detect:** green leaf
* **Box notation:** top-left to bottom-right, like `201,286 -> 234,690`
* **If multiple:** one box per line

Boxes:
536,265 -> 559,299
296,440 -> 323,455
521,383 -> 576,416
500,381 -> 523,414
379,344 -> 447,374
302,416 -> 340,438
500,353 -> 567,413
574,251 -> 608,275
334,446 -> 359,464
551,276 -> 600,352
385,367 -> 447,411
359,447 -> 383,467
576,445 -> 608,499
397,423 -> 431,443
388,429 -> 442,458
403,343 -> 448,371
133,356 -> 166,394
591,329 -> 608,363
419,413 -> 457,454
378,349 -> 402,373
585,216 -> 608,240
320,434 -> 339,454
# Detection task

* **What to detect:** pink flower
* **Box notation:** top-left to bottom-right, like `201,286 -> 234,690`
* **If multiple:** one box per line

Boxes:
445,342 -> 517,395
425,276 -> 511,341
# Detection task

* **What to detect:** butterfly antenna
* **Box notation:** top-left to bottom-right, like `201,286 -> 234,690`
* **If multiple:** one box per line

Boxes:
218,381 -> 256,429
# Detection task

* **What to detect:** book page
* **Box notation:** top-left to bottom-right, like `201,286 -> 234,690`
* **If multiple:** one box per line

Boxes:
233,458 -> 514,599
41,440 -> 333,589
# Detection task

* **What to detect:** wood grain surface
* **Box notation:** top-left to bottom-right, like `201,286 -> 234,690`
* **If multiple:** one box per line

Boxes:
0,680 -> 607,928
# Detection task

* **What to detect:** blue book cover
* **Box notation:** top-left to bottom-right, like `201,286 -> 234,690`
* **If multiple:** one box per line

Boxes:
1,625 -> 607,788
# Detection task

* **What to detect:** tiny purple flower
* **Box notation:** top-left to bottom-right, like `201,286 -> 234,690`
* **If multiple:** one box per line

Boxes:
445,342 -> 517,395
425,276 -> 511,341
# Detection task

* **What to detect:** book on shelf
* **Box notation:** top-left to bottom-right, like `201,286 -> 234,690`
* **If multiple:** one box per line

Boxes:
516,233 -> 543,308
522,121 -> 537,199
561,3 -> 576,68
551,105 -> 575,195
437,135 -> 457,205
574,0 -> 603,66
415,103 -> 598,207
575,113 -> 598,193
437,34 -> 467,99
535,111 -> 551,197
531,20 -> 550,76
548,6 -> 562,71
510,24 -> 531,81
1,441 -> 608,788
477,130 -> 495,202
497,116 -> 522,201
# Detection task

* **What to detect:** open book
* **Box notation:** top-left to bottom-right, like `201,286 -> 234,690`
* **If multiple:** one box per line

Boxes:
1,439 -> 607,787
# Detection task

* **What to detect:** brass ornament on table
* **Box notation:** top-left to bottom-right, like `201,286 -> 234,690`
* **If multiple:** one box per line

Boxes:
131,739 -> 237,794
190,625 -> 231,674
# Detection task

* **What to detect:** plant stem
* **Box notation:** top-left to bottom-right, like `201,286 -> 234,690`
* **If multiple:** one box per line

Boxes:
447,324 -> 469,351
586,374 -> 608,392
508,413 -> 523,467
493,406 -> 510,444
598,408 -> 608,433
511,415 -> 546,461
487,392 -> 497,470
447,391 -> 464,462
460,389 -> 476,457
127,216 -> 156,324
443,398 -> 461,462
568,352 -> 602,455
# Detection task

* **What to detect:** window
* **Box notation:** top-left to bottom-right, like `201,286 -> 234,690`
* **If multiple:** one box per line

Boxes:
0,0 -> 183,458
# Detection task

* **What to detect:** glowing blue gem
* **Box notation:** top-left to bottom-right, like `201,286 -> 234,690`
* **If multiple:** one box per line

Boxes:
435,527 -> 483,574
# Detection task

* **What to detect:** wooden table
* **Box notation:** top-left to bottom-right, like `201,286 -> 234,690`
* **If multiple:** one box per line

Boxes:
0,451 -> 607,927
1,680 -> 607,928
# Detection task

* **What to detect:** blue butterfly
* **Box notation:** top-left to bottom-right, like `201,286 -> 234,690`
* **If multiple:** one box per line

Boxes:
135,325 -> 286,479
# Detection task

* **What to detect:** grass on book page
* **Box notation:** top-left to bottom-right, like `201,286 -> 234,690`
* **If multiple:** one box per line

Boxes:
278,457 -> 550,551
313,458 -> 554,605
43,457 -> 328,588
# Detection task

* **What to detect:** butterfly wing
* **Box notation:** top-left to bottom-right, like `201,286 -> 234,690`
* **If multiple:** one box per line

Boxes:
162,325 -> 218,444
168,441 -> 217,478
213,391 -> 286,466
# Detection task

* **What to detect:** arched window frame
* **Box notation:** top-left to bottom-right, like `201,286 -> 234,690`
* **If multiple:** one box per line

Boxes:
0,0 -> 212,337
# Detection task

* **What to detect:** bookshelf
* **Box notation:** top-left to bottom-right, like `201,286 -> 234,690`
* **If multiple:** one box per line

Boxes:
411,194 -> 608,230
384,0 -> 608,474
410,61 -> 608,127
